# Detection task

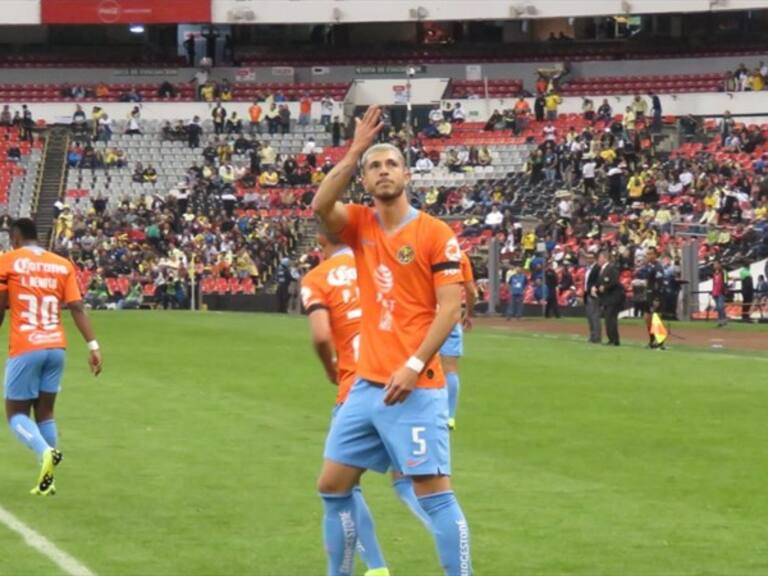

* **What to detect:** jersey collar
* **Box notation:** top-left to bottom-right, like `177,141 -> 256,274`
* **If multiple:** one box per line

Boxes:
374,205 -> 419,235
331,246 -> 353,258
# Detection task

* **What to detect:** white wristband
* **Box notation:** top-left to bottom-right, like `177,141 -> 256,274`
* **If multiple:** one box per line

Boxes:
87,340 -> 100,351
405,355 -> 425,374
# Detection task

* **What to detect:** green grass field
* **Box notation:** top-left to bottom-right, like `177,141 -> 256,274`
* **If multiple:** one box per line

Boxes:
1,312 -> 767,576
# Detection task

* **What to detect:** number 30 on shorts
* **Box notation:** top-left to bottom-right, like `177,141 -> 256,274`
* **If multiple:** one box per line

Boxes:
411,426 -> 427,456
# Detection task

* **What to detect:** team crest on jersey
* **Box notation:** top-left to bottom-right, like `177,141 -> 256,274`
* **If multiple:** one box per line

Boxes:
397,245 -> 415,265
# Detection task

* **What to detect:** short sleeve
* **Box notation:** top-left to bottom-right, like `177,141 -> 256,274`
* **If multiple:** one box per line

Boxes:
0,255 -> 9,292
63,264 -> 82,304
427,220 -> 464,289
300,273 -> 328,314
338,204 -> 366,249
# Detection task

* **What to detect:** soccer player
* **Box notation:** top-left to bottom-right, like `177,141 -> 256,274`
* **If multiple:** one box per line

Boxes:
0,218 -> 102,495
313,106 -> 472,576
439,251 -> 476,431
300,232 -> 390,576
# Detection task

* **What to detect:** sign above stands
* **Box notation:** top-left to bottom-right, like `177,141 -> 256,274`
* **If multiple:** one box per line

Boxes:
41,0 -> 211,24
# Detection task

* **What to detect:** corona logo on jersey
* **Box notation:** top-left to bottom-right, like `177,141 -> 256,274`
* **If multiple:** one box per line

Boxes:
13,258 -> 68,276
326,265 -> 357,288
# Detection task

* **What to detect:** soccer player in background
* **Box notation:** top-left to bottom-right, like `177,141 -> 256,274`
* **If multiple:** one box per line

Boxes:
440,251 -> 476,431
0,218 -> 102,495
313,106 -> 472,576
300,231 -> 390,576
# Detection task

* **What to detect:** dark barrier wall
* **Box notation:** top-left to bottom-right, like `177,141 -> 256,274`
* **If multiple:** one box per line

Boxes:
203,294 -> 278,313
203,294 -> 589,318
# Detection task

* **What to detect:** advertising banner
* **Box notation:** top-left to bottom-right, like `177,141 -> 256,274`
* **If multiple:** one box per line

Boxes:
42,0 -> 211,24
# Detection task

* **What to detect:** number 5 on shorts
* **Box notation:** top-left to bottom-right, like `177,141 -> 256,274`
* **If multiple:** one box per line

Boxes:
411,426 -> 427,456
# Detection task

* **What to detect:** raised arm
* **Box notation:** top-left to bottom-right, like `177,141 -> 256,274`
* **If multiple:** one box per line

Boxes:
312,105 -> 383,235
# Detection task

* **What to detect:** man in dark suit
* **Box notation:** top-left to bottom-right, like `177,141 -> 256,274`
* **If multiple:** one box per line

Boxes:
544,261 -> 561,318
598,250 -> 625,346
584,251 -> 602,343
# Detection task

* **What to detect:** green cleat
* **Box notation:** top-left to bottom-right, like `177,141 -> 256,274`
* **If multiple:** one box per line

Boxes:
448,418 -> 456,431
30,448 -> 56,496
364,569 -> 391,576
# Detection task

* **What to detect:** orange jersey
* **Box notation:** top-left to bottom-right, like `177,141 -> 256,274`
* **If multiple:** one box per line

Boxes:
339,205 -> 464,389
301,249 -> 361,404
0,246 -> 81,358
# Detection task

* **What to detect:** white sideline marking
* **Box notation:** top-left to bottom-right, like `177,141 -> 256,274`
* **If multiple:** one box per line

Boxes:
0,504 -> 97,576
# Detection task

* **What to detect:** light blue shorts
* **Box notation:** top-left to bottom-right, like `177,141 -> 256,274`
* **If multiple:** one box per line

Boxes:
324,379 -> 451,476
4,348 -> 66,401
439,323 -> 464,358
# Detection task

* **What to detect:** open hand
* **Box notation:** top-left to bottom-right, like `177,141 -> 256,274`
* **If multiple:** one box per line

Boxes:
351,106 -> 384,154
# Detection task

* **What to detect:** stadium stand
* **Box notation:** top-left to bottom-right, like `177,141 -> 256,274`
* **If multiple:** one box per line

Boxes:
0,126 -> 44,221
561,73 -> 725,95
0,82 -> 349,103
235,42 -> 768,67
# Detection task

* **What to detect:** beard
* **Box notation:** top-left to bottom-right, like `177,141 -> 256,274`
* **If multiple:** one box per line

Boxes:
369,182 -> 406,203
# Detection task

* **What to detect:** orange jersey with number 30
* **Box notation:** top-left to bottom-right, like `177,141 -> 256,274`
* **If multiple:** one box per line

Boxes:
339,205 -> 464,389
301,249 -> 361,404
0,247 -> 82,358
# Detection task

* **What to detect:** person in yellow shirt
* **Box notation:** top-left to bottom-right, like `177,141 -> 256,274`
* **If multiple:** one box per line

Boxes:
235,247 -> 259,280
258,168 -> 279,188
424,187 -> 439,209
703,189 -> 718,210
749,72 -> 765,92
600,146 -> 617,164
310,168 -> 325,185
754,200 -> 768,221
521,231 -> 536,255
627,172 -> 644,199
623,107 -> 636,131
544,92 -> 561,121
437,119 -> 453,138
104,147 -> 118,167
219,80 -> 233,101
200,82 -> 215,102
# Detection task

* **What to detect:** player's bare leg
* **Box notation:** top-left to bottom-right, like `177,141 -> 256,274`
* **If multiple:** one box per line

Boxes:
5,398 -> 32,422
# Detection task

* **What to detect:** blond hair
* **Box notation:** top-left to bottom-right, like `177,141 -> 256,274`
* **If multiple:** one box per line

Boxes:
360,143 -> 406,171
